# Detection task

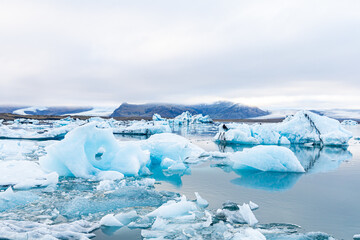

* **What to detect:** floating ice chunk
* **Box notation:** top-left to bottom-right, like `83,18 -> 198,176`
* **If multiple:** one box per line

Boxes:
141,133 -> 205,165
192,114 -> 213,124
0,140 -> 40,161
229,146 -> 305,173
100,210 -> 139,228
113,120 -> 171,135
160,157 -> 187,172
100,214 -> 124,227
164,111 -> 213,125
341,119 -> 358,126
278,111 -> 352,146
195,192 -> 209,208
152,114 -> 166,122
0,121 -> 79,140
0,219 -> 99,240
216,203 -> 258,226
147,196 -> 198,219
215,110 -> 352,146
96,171 -> 124,181
142,198 -> 264,240
354,234 -> 360,240
238,203 -> 258,226
0,160 -> 58,189
40,123 -> 150,178
230,229 -> 264,240
215,124 -> 259,145
249,201 -> 259,210
96,180 -> 116,191
114,210 -> 139,226
233,227 -> 266,240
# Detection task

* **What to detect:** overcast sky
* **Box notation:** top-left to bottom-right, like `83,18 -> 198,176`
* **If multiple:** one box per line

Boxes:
0,0 -> 359,109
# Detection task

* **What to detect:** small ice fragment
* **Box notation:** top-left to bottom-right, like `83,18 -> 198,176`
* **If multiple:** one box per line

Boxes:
249,201 -> 259,210
114,210 -> 139,226
100,214 -> 124,227
194,192 -> 209,208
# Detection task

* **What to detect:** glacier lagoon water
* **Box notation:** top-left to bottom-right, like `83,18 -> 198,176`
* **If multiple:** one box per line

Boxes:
0,123 -> 359,239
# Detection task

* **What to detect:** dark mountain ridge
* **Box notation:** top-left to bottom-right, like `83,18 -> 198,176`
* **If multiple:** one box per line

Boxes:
110,101 -> 269,119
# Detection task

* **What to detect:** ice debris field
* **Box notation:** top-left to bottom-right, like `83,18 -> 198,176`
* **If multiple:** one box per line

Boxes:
0,110 -> 359,239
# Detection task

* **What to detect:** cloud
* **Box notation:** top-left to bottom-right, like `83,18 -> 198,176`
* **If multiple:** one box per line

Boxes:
0,0 -> 359,108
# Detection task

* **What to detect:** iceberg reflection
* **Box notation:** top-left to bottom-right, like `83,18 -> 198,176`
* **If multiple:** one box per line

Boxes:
231,170 -> 302,192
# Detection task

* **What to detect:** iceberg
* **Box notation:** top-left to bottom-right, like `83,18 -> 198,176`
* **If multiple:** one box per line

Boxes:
0,160 -> 58,189
215,110 -> 352,146
195,192 -> 209,208
100,210 -> 139,227
227,146 -> 305,173
40,123 -> 150,178
140,133 -> 206,167
152,113 -> 166,122
173,111 -> 213,124
341,119 -> 358,126
216,203 -> 258,226
147,195 -> 198,219
153,112 -> 213,125
0,140 -> 41,161
112,120 -> 171,135
0,122 -> 78,140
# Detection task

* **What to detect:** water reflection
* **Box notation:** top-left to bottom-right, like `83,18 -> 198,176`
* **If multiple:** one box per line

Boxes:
148,165 -> 191,188
231,170 -> 302,192
290,145 -> 352,174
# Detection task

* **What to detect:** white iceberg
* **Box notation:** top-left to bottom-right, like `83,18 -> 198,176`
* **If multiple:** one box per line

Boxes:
227,146 -> 305,173
0,219 -> 99,240
152,113 -> 166,122
39,123 -> 150,178
147,195 -> 198,219
216,202 -> 258,226
173,111 -> 213,124
140,133 -> 206,168
153,112 -> 213,125
341,119 -> 358,126
0,122 -> 78,140
215,110 -> 352,146
113,120 -> 171,135
0,160 -> 58,189
100,210 -> 139,227
195,192 -> 209,208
